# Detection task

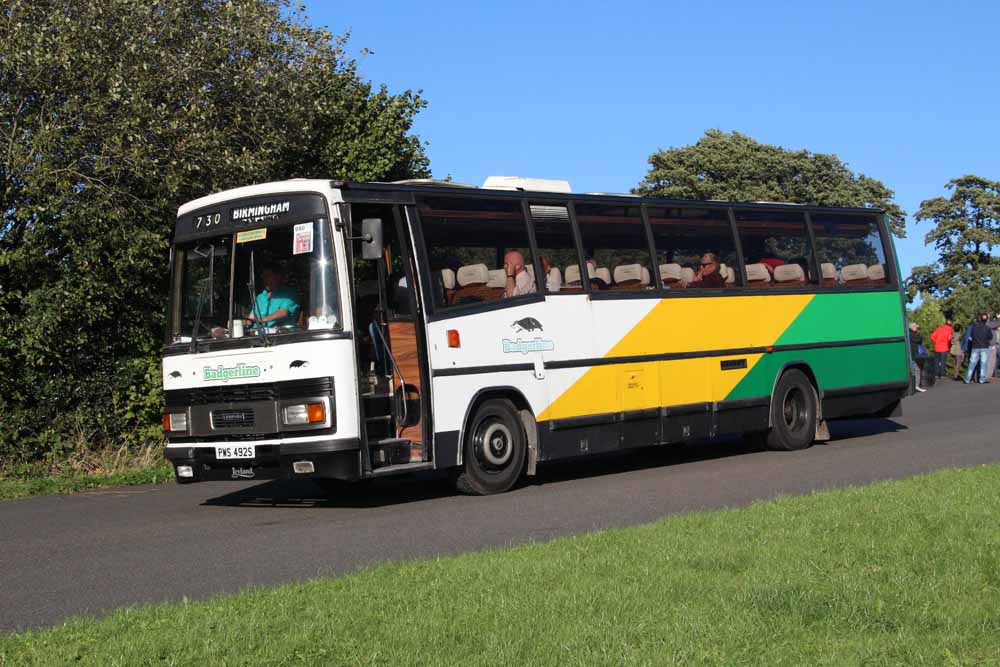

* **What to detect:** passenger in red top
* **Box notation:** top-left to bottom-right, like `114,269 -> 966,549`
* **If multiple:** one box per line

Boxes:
930,320 -> 954,380
759,257 -> 785,275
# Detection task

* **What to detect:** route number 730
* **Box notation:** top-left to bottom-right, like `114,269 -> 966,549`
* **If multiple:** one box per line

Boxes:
195,212 -> 221,229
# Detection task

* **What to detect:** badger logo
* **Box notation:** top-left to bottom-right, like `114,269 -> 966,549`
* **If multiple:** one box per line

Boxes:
511,317 -> 543,333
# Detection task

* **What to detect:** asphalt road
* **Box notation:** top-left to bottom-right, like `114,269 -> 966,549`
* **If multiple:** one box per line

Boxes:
3,379 -> 999,632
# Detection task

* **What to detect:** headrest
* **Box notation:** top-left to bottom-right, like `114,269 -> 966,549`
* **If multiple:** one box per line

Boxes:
724,266 -> 736,283
487,269 -> 507,289
773,264 -> 805,282
565,264 -> 596,284
868,263 -> 885,281
613,264 -> 648,285
456,263 -> 489,286
680,267 -> 695,283
439,268 -> 456,290
525,265 -> 534,279
659,263 -> 682,281
548,267 -> 562,287
841,263 -> 868,282
595,267 -> 611,284
745,263 -> 771,282
820,263 -> 836,280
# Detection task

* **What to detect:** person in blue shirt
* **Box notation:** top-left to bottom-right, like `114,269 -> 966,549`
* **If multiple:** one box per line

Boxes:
247,265 -> 300,330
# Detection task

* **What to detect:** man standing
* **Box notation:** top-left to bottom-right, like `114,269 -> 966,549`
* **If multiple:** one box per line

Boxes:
930,320 -> 954,379
950,323 -> 966,381
963,314 -> 995,385
987,312 -> 1000,380
908,322 -> 927,393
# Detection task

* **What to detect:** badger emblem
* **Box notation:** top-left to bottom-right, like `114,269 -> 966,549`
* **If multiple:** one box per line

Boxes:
511,317 -> 543,333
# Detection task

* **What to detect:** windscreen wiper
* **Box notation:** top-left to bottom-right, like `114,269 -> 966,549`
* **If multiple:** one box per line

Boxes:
247,250 -> 271,347
189,244 -> 214,353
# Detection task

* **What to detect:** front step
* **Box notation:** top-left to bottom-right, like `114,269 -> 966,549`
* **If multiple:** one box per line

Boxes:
368,462 -> 434,478
369,438 -> 426,468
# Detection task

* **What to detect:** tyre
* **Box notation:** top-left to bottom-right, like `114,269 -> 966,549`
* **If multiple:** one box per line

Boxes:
453,398 -> 527,495
764,369 -> 817,451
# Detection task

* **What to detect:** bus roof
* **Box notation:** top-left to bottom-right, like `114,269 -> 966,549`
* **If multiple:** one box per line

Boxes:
177,177 -> 886,217
332,180 -> 886,215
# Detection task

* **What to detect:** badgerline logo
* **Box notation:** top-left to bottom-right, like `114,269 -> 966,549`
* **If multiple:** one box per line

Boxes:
203,363 -> 261,382
231,201 -> 290,224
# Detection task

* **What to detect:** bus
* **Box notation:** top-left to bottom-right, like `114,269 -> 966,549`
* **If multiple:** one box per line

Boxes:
162,177 -> 911,495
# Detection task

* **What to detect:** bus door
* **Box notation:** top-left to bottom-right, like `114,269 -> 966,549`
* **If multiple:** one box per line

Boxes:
348,203 -> 429,470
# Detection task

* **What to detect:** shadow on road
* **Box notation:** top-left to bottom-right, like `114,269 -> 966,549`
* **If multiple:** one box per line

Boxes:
202,418 -> 905,509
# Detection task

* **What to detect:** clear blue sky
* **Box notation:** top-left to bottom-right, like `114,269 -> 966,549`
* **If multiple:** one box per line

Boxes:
306,0 -> 999,280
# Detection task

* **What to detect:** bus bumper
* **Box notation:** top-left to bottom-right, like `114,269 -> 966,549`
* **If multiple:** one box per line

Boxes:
164,438 -> 361,484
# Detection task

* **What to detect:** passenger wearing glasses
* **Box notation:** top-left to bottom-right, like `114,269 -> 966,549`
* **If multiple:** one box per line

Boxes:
683,252 -> 726,288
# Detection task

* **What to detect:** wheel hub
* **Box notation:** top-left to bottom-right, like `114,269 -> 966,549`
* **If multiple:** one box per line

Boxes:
478,422 -> 513,468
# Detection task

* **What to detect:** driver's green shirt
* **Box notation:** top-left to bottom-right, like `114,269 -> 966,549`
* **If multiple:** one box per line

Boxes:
254,287 -> 300,329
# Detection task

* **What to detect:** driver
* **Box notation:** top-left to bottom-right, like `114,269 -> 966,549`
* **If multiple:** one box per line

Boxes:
247,265 -> 300,329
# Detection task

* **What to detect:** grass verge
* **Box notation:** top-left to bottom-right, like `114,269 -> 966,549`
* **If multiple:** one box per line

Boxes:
3,465 -> 999,666
0,443 -> 171,501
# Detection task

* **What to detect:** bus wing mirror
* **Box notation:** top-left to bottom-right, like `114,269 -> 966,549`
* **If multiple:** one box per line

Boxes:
360,218 -> 383,260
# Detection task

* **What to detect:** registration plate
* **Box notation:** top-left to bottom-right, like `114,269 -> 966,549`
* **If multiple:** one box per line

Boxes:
215,445 -> 255,460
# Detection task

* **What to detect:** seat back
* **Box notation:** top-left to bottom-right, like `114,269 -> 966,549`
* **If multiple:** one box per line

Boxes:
841,263 -> 868,285
820,262 -> 836,286
660,263 -> 682,286
451,263 -> 494,304
745,262 -> 772,286
867,263 -> 886,285
610,263 -> 650,290
773,263 -> 806,286
680,267 -> 696,284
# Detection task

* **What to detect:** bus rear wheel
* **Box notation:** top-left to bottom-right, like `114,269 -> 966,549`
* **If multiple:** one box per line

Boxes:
764,369 -> 817,451
454,398 -> 526,495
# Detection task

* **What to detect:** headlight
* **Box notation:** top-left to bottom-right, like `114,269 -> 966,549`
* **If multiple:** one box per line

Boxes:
283,402 -> 325,425
162,412 -> 188,432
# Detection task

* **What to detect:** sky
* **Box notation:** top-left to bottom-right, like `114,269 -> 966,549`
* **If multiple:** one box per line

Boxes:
305,0 -> 1000,281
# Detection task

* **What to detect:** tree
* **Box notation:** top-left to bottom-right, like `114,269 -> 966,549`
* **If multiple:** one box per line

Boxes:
907,295 -> 946,338
0,0 -> 429,461
633,130 -> 906,237
907,176 -> 1000,322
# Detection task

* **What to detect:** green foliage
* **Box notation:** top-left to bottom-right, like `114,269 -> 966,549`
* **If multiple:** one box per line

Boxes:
906,295 -> 946,336
907,175 -> 1000,321
633,129 -> 907,236
0,0 -> 429,461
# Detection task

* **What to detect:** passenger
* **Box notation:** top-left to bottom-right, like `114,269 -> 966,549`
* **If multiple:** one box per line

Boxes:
759,257 -> 785,275
247,265 -> 300,329
540,255 -> 560,292
684,252 -> 726,288
502,250 -> 536,297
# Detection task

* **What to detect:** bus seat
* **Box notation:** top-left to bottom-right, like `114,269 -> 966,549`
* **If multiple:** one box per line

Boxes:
440,268 -> 456,290
451,263 -> 494,304
595,267 -> 612,286
660,263 -> 682,286
610,264 -> 649,290
841,263 -> 868,285
773,263 -> 806,286
724,266 -> 736,285
820,262 -> 837,286
867,263 -> 886,284
680,267 -> 695,284
745,263 -> 771,286
486,269 -> 508,298
525,266 -> 562,292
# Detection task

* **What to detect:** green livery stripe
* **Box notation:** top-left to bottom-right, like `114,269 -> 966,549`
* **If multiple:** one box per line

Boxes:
725,291 -> 908,400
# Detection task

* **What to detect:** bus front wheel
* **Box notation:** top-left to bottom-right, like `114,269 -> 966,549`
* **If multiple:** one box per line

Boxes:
454,398 -> 526,495
763,369 -> 817,451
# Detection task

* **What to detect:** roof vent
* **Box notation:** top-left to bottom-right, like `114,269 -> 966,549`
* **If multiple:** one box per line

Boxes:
482,176 -> 572,193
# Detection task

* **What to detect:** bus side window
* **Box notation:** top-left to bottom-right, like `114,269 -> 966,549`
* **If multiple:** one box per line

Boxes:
647,206 -> 738,289
734,209 -> 814,288
574,203 -> 653,291
811,213 -> 888,287
528,203 -> 576,293
417,197 -> 536,308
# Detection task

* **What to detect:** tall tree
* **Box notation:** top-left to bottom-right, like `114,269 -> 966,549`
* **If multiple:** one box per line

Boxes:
633,130 -> 906,237
0,0 -> 429,460
908,176 -> 1000,312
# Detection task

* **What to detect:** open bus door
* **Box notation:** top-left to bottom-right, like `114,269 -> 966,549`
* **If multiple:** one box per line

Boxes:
347,203 -> 431,474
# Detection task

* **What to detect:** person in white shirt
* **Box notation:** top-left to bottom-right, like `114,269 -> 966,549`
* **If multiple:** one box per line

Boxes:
502,250 -> 536,297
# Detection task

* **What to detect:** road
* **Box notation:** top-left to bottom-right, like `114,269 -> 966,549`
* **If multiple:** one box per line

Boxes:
2,379 -> 999,632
